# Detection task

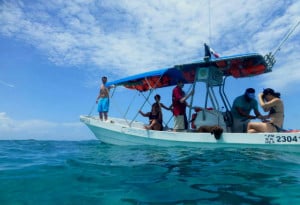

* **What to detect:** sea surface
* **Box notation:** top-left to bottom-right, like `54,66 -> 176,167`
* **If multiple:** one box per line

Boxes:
0,140 -> 299,205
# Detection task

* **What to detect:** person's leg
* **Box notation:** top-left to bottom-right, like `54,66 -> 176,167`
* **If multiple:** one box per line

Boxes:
173,115 -> 185,131
242,120 -> 250,133
103,112 -> 108,121
232,118 -> 244,133
153,121 -> 162,131
148,120 -> 162,130
99,112 -> 103,121
98,98 -> 103,121
247,122 -> 267,133
103,98 -> 109,121
184,114 -> 188,129
145,120 -> 155,130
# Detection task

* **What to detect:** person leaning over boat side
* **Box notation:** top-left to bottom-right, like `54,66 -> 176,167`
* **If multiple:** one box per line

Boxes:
172,80 -> 194,131
96,76 -> 114,121
231,88 -> 263,133
139,94 -> 171,130
247,88 -> 284,133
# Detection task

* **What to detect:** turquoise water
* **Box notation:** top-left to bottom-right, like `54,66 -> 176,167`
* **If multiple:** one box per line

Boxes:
0,140 -> 299,205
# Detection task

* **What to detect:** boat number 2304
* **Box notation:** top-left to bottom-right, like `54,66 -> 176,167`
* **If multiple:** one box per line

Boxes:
265,134 -> 299,144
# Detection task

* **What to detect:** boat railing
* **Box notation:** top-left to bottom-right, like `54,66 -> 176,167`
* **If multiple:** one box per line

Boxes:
264,52 -> 276,72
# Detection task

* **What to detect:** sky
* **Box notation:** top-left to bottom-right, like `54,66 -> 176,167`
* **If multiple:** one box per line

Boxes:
0,0 -> 299,140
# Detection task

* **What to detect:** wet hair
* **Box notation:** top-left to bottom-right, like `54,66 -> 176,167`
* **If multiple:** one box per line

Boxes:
262,88 -> 281,98
154,94 -> 161,100
102,76 -> 107,81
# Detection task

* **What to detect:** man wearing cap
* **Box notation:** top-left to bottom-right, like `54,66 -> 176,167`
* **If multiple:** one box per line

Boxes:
231,88 -> 262,133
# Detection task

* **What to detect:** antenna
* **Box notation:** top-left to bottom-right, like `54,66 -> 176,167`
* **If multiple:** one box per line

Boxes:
208,0 -> 212,45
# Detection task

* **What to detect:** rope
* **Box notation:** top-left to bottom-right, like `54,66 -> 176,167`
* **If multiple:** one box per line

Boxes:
140,91 -> 152,107
272,20 -> 300,57
88,103 -> 96,116
164,115 -> 173,129
124,91 -> 139,119
130,90 -> 153,126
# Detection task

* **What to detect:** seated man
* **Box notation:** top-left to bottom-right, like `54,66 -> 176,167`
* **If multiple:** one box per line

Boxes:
231,88 -> 262,133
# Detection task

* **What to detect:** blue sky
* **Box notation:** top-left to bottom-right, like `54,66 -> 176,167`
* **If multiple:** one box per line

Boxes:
0,0 -> 299,140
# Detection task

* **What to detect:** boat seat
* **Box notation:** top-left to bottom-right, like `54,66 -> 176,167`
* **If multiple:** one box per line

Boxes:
190,109 -> 227,131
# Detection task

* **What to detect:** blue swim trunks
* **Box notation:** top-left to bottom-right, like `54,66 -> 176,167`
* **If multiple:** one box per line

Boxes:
98,98 -> 109,112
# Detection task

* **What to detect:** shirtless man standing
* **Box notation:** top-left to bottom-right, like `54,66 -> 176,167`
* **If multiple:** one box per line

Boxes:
96,76 -> 112,121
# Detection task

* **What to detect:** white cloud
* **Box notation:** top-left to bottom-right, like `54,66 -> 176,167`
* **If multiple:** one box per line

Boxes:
261,56 -> 300,94
0,0 -> 299,88
0,80 -> 15,88
0,112 -> 95,141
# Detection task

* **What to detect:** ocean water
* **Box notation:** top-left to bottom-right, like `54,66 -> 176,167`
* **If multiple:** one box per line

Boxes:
0,140 -> 299,205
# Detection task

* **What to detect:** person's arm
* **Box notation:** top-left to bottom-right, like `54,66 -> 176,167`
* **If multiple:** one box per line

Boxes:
184,101 -> 193,108
160,103 -> 171,111
95,86 -> 102,103
254,109 -> 263,119
168,104 -> 173,113
96,95 -> 100,103
258,93 -> 268,111
258,92 -> 280,112
139,110 -> 150,117
236,107 -> 256,119
260,98 -> 280,111
179,89 -> 194,103
108,84 -> 115,89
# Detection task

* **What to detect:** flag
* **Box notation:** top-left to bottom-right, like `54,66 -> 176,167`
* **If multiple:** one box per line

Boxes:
209,47 -> 220,58
204,43 -> 220,59
204,43 -> 211,58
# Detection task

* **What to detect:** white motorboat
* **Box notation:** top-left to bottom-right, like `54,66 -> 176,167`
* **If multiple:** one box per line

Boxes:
80,46 -> 300,152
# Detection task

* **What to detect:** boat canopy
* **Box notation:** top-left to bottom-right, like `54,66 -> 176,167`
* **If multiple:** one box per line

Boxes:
107,53 -> 270,92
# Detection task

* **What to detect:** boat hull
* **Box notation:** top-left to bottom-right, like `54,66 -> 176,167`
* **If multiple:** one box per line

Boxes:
80,115 -> 300,152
